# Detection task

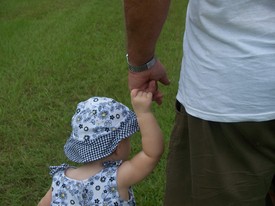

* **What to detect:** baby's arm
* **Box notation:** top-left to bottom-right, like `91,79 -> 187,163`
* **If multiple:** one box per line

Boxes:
118,89 -> 164,188
37,187 -> 51,206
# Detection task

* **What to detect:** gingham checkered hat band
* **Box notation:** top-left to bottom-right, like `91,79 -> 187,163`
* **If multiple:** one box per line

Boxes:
64,97 -> 139,163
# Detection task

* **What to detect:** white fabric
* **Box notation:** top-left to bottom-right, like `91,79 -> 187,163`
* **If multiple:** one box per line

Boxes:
177,0 -> 275,122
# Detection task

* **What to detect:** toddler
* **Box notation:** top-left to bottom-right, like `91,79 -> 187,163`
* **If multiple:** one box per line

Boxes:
38,89 -> 164,205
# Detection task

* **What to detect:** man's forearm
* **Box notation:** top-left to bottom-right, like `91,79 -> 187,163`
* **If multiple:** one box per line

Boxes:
123,0 -> 171,66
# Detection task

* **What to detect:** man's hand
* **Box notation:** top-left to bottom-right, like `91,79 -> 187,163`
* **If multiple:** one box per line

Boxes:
128,60 -> 170,105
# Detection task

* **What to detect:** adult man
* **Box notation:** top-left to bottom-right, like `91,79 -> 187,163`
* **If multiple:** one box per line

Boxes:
123,0 -> 275,205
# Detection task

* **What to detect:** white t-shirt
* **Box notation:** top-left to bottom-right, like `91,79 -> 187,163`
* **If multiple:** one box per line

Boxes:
177,0 -> 275,122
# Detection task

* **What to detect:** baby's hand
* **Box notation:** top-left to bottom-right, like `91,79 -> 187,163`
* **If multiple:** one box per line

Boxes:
131,89 -> 152,115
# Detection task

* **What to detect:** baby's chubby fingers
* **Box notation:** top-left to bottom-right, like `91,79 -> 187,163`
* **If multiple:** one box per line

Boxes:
131,89 -> 152,100
130,88 -> 139,98
146,91 -> 153,99
131,89 -> 153,111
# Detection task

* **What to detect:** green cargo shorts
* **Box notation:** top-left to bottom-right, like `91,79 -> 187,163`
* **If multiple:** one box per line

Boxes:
164,100 -> 275,206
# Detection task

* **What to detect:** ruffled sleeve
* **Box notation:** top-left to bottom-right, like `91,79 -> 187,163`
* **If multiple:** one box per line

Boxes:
102,160 -> 122,168
49,163 -> 69,177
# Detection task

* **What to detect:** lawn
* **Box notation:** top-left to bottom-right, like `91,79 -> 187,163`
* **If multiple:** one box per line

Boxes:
0,0 -> 187,205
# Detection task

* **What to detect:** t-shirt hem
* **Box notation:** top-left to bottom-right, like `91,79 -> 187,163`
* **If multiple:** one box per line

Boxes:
176,98 -> 275,123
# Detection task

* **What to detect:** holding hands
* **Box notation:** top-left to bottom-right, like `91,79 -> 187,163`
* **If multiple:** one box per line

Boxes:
131,89 -> 153,114
128,60 -> 170,105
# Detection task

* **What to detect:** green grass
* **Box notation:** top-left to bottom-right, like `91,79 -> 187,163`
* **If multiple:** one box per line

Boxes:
0,0 -> 187,205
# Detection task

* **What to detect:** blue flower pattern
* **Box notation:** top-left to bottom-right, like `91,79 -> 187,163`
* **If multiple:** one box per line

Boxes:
72,99 -> 129,143
50,161 -> 136,206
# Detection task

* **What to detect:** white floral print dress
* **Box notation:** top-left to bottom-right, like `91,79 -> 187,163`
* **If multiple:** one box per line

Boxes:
49,161 -> 136,206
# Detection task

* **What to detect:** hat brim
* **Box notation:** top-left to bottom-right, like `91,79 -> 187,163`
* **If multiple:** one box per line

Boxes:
64,110 -> 139,163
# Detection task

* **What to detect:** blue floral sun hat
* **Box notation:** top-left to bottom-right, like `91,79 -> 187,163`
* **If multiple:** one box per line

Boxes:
64,97 -> 139,163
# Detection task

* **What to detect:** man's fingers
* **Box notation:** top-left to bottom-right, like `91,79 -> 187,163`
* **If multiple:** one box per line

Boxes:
146,80 -> 157,93
153,91 -> 163,105
159,74 -> 170,86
